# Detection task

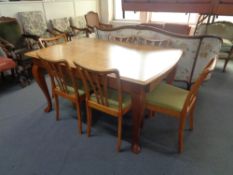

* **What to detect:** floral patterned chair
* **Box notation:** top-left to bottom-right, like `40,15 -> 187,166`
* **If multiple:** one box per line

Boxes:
195,21 -> 233,72
18,11 -> 55,49
0,16 -> 34,86
70,16 -> 89,38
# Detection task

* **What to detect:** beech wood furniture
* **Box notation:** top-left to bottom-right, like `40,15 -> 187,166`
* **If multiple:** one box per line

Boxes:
146,58 -> 215,153
25,38 -> 182,153
38,33 -> 68,48
40,59 -> 85,134
74,63 -> 132,151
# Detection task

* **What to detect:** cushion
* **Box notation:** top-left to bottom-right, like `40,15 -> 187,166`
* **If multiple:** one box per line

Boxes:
221,38 -> 232,52
90,88 -> 132,110
70,16 -> 86,29
0,57 -> 16,72
146,83 -> 189,112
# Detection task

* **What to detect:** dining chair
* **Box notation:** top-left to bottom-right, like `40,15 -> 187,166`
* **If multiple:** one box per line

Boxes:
74,62 -> 132,151
145,58 -> 215,153
38,34 -> 68,48
41,58 -> 85,134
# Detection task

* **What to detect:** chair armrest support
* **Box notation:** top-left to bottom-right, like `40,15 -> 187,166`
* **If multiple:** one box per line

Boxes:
99,23 -> 113,29
70,26 -> 90,37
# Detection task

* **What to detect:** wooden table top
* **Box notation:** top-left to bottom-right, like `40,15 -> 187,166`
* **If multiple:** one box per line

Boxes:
26,38 -> 182,85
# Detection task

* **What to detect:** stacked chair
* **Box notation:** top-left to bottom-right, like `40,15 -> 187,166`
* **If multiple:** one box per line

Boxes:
50,17 -> 89,40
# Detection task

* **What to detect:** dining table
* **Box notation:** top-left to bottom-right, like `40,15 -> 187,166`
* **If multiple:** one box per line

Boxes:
25,38 -> 182,154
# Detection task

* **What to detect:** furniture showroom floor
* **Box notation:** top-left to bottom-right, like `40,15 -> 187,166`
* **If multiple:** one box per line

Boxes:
0,60 -> 232,175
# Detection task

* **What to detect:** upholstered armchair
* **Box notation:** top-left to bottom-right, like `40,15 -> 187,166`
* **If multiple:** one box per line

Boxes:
50,17 -> 74,41
18,11 -> 55,49
0,16 -> 34,86
70,16 -> 89,38
85,11 -> 112,33
195,21 -> 233,72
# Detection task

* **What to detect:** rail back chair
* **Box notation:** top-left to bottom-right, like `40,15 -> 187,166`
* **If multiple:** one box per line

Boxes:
145,58 -> 216,153
41,58 -> 85,134
74,62 -> 132,151
85,11 -> 112,33
38,34 -> 68,48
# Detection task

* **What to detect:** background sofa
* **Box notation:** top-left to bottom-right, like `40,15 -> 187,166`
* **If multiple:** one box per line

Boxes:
95,25 -> 222,88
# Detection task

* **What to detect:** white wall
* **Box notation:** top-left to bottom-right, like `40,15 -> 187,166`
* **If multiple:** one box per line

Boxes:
0,0 -> 99,21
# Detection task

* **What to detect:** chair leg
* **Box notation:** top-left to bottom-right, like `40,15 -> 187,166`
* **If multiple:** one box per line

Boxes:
189,103 -> 196,131
223,57 -> 230,72
11,68 -> 15,78
117,116 -> 123,152
178,114 -> 186,153
54,94 -> 60,121
86,104 -> 92,137
76,102 -> 82,135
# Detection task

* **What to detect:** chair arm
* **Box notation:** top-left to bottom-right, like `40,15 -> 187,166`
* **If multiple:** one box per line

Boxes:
99,23 -> 113,29
0,37 -> 15,50
46,29 -> 58,36
22,34 -> 40,41
70,26 -> 90,37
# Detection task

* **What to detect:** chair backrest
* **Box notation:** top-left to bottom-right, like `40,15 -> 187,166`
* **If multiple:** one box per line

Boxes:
50,17 -> 72,33
40,58 -> 80,98
183,58 -> 216,112
74,62 -> 123,111
70,16 -> 87,29
0,16 -> 24,49
38,34 -> 68,48
195,21 -> 233,41
18,11 -> 47,36
85,11 -> 100,28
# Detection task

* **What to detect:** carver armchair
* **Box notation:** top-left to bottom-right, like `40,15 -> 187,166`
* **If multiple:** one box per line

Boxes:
38,33 -> 68,48
145,59 -> 215,153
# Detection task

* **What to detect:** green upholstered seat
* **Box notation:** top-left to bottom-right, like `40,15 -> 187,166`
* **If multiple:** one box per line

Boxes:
90,88 -> 132,110
146,83 -> 188,112
66,86 -> 85,96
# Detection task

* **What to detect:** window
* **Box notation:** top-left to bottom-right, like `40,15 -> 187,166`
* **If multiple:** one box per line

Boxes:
151,12 -> 198,24
114,0 -> 140,20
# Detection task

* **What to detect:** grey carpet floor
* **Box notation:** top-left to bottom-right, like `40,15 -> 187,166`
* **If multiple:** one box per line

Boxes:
0,60 -> 233,175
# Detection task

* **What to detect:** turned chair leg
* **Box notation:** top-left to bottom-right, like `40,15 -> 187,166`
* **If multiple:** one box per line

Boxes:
86,105 -> 92,137
189,103 -> 196,131
178,114 -> 186,153
223,57 -> 230,72
117,116 -> 123,152
76,102 -> 82,135
54,94 -> 60,121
